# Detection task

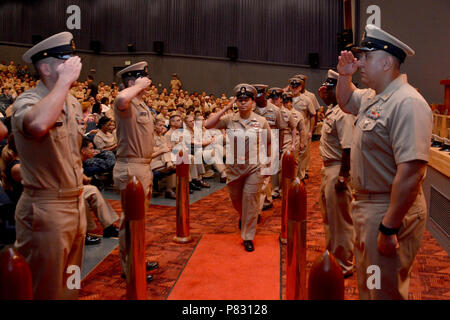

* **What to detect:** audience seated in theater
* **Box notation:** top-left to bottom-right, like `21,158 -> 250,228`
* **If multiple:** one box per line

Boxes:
94,116 -> 118,153
81,137 -> 115,185
0,133 -> 21,244
152,118 -> 176,199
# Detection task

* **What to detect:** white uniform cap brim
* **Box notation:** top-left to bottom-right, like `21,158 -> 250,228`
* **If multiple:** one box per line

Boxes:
366,24 -> 415,56
327,69 -> 339,80
117,61 -> 148,77
22,32 -> 73,64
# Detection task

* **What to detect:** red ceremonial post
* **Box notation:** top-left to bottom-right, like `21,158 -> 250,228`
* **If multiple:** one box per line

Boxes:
174,151 -> 192,243
124,176 -> 147,300
308,250 -> 344,300
0,247 -> 33,300
286,178 -> 307,300
280,150 -> 297,244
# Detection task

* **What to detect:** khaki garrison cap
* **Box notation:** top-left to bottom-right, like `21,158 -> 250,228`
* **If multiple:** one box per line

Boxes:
233,83 -> 257,99
23,32 -> 75,64
268,87 -> 283,98
322,69 -> 339,87
117,61 -> 149,80
251,84 -> 268,92
353,24 -> 415,63
293,74 -> 307,81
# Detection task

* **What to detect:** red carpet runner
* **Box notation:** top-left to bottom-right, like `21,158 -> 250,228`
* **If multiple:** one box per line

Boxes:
168,234 -> 280,300
80,141 -> 450,300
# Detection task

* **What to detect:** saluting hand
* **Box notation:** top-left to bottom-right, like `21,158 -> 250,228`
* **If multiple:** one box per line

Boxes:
56,56 -> 82,86
134,76 -> 152,90
225,97 -> 236,111
337,51 -> 358,76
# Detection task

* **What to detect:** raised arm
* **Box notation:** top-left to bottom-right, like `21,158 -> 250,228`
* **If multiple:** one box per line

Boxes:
204,98 -> 234,129
23,56 -> 81,138
115,77 -> 152,112
336,51 -> 358,111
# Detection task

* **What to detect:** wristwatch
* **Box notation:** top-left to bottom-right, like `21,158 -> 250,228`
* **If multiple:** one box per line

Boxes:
379,222 -> 401,235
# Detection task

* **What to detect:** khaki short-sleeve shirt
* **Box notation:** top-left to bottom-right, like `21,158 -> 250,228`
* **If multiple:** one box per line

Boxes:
305,89 -> 321,111
215,112 -> 271,181
93,130 -> 116,150
114,97 -> 154,159
253,102 -> 282,129
344,74 -> 432,193
293,94 -> 316,133
11,81 -> 84,189
319,104 -> 355,162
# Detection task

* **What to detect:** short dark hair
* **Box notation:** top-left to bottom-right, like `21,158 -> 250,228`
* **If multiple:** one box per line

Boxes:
81,137 -> 93,149
97,116 -> 111,129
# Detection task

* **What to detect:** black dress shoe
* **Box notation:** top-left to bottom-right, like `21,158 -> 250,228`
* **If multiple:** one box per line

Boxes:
165,189 -> 176,199
262,203 -> 273,211
197,180 -> 210,188
304,173 -> 309,179
189,182 -> 201,191
146,261 -> 159,271
85,234 -> 101,246
243,240 -> 254,252
238,219 -> 241,230
103,225 -> 119,238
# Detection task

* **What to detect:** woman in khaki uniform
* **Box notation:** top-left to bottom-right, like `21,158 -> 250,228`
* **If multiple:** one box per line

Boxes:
205,84 -> 271,252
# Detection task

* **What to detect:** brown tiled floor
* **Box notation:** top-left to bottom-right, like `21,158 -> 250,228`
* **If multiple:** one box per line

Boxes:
80,141 -> 450,300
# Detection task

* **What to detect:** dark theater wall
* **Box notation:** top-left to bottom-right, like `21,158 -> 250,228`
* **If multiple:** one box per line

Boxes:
358,0 -> 450,105
0,0 -> 343,68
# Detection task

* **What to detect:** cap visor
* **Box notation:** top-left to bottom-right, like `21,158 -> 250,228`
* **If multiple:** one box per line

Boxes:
351,46 -> 377,53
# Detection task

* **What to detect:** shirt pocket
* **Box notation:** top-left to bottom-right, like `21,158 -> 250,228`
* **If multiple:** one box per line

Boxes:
136,110 -> 151,124
50,120 -> 68,140
323,118 -> 334,134
358,117 -> 377,132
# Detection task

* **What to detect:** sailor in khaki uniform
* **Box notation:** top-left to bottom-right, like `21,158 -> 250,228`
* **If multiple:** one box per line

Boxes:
267,87 -> 284,199
113,61 -> 158,282
11,32 -> 86,299
205,84 -> 271,252
288,77 -> 316,180
318,69 -> 355,277
294,74 -> 322,112
336,24 -> 432,299
280,91 -> 306,164
252,84 -> 282,211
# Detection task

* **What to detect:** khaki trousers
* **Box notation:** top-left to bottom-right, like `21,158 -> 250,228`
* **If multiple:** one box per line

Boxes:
319,165 -> 354,274
352,191 -> 427,300
298,137 -> 311,179
84,185 -> 119,231
113,161 -> 153,273
227,169 -> 263,240
14,191 -> 86,300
